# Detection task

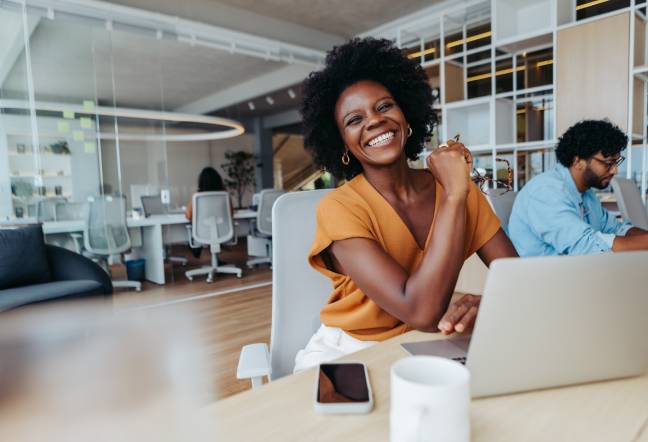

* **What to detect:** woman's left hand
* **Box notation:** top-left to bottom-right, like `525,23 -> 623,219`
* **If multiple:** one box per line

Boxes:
437,294 -> 481,335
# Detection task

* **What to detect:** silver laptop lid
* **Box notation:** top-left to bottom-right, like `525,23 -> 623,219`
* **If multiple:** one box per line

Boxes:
467,251 -> 648,398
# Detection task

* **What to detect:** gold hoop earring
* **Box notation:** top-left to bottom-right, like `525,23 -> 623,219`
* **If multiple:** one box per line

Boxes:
407,126 -> 412,138
341,149 -> 350,166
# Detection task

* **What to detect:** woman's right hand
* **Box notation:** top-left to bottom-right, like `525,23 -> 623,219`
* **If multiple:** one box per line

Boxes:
426,140 -> 472,199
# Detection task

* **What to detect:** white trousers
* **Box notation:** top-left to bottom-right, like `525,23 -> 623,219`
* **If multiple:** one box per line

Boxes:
293,324 -> 377,373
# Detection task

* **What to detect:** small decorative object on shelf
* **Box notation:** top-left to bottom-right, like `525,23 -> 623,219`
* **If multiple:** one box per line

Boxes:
37,186 -> 47,196
50,140 -> 70,155
12,182 -> 33,197
14,207 -> 24,218
54,185 -> 63,196
16,143 -> 26,154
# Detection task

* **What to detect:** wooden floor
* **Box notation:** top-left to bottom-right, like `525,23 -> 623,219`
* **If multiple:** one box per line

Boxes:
111,242 -> 273,402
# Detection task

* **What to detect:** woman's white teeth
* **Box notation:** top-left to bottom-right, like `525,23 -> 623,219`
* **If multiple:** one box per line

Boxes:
368,131 -> 395,147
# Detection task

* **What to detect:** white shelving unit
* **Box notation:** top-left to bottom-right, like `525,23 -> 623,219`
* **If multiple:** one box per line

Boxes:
0,114 -> 101,219
369,0 -> 648,200
445,98 -> 492,150
493,0 -> 554,45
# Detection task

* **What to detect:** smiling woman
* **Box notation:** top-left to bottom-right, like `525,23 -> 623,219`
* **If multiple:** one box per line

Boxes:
295,38 -> 519,372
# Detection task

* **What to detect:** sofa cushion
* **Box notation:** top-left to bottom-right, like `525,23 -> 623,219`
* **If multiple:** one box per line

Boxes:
0,280 -> 104,311
0,226 -> 51,290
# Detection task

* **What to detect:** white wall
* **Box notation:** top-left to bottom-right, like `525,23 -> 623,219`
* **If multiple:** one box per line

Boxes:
100,125 -> 255,209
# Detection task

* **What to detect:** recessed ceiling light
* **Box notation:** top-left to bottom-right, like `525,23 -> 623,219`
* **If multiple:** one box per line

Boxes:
266,96 -> 275,106
248,101 -> 255,111
287,89 -> 296,99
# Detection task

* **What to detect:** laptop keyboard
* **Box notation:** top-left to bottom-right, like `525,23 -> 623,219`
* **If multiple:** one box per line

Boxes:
452,357 -> 467,365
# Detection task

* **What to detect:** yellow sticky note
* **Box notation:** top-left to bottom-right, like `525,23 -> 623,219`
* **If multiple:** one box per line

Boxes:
80,117 -> 92,129
73,131 -> 84,142
84,142 -> 96,153
83,100 -> 95,112
63,110 -> 75,119
57,121 -> 70,133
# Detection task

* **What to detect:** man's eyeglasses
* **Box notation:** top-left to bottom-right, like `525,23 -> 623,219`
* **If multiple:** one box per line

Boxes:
472,158 -> 513,193
590,156 -> 625,171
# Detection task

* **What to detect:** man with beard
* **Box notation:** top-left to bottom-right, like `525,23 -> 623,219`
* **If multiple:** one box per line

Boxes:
508,119 -> 648,256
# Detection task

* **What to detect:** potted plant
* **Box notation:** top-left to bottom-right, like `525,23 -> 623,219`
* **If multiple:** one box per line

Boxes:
221,150 -> 256,209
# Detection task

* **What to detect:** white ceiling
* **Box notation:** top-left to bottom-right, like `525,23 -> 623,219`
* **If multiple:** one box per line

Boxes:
211,0 -> 445,37
2,20 -> 285,110
1,0 -> 450,116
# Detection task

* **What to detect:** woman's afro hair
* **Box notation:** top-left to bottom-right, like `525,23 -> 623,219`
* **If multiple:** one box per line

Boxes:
300,37 -> 438,180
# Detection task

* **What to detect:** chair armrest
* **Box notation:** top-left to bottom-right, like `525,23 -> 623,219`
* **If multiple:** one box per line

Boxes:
237,343 -> 271,389
45,245 -> 113,295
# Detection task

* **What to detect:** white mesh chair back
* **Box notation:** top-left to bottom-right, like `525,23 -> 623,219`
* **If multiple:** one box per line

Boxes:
192,192 -> 234,245
486,189 -> 517,232
55,202 -> 87,221
252,192 -> 261,207
269,190 -> 331,380
256,189 -> 285,236
140,194 -> 166,217
36,197 -> 67,222
612,177 -> 648,230
83,195 -> 131,256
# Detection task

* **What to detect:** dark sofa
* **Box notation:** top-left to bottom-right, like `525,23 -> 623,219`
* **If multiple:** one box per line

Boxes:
0,226 -> 112,312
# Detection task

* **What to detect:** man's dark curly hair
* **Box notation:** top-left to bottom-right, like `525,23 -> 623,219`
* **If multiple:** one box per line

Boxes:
556,120 -> 627,167
300,37 -> 437,180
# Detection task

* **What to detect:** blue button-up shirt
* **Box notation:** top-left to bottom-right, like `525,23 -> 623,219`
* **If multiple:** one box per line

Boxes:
508,165 -> 632,256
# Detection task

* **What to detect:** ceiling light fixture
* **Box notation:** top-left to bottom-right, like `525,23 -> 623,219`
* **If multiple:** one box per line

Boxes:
576,0 -> 609,11
287,89 -> 296,99
465,59 -> 553,82
248,101 -> 255,111
266,96 -> 275,106
0,99 -> 244,142
407,47 -> 436,59
446,31 -> 492,49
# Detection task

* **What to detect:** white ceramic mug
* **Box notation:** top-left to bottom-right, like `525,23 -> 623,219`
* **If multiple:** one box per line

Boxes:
390,356 -> 470,442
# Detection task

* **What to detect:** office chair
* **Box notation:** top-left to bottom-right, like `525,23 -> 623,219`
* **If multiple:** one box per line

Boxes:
140,194 -> 188,268
246,189 -> 284,268
611,177 -> 648,230
83,195 -> 141,292
237,190 -> 331,388
36,197 -> 68,222
485,188 -> 518,233
185,192 -> 242,282
54,201 -> 88,253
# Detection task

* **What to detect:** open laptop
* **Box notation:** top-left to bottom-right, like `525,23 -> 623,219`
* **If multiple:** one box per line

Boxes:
402,251 -> 648,398
140,195 -> 168,217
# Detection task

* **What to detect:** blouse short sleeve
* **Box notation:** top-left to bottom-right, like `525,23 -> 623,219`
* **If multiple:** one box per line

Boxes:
308,193 -> 375,279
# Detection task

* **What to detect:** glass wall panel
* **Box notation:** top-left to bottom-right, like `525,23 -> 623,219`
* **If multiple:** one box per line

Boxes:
0,4 -> 37,220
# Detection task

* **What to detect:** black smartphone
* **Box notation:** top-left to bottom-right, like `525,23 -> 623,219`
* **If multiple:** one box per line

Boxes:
313,362 -> 373,414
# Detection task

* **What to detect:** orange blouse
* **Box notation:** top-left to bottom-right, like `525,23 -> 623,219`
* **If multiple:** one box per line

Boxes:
308,173 -> 501,341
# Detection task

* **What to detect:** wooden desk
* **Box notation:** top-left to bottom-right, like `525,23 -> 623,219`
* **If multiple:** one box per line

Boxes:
203,331 -> 648,441
43,214 -> 189,284
233,209 -> 257,220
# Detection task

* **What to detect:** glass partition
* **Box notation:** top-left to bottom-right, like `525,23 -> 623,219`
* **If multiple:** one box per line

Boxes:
0,4 -> 37,220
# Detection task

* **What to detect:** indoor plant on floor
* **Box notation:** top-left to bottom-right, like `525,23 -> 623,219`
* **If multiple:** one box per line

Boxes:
221,150 -> 256,209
